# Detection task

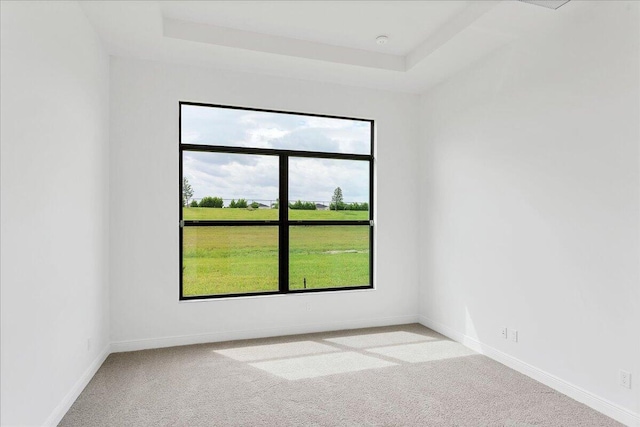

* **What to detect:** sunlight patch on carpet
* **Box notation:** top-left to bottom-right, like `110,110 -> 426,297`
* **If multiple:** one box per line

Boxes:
367,340 -> 476,363
250,351 -> 397,380
324,331 -> 435,348
214,341 -> 338,362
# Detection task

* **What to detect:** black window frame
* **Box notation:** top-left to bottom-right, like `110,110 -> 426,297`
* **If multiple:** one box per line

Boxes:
179,101 -> 374,300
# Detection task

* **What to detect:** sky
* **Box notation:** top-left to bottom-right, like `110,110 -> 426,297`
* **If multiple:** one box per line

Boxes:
182,105 -> 371,204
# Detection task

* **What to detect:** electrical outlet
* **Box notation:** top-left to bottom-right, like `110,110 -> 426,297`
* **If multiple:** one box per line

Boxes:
620,370 -> 632,389
501,327 -> 508,339
511,330 -> 518,343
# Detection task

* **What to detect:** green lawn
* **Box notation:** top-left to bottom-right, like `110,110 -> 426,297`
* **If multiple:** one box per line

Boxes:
182,207 -> 368,221
182,222 -> 370,297
289,226 -> 369,290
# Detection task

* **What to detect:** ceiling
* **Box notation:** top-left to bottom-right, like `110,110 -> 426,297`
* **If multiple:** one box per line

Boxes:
80,1 -> 577,94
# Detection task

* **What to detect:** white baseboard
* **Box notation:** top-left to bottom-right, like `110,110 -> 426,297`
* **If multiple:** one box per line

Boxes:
111,314 -> 420,353
419,315 -> 640,427
43,344 -> 111,427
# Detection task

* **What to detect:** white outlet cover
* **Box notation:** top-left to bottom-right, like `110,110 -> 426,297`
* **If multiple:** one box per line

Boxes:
620,370 -> 632,389
511,330 -> 518,342
501,328 -> 508,339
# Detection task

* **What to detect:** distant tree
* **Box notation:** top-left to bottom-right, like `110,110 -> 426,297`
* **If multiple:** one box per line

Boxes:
229,199 -> 237,208
236,199 -> 248,208
331,187 -> 344,211
190,200 -> 199,208
272,199 -> 279,209
288,200 -> 317,210
199,196 -> 223,208
344,202 -> 368,211
200,197 -> 215,208
250,201 -> 260,209
182,177 -> 194,207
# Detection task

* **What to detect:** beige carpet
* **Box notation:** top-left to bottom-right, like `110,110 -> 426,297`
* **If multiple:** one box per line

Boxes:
59,324 -> 621,426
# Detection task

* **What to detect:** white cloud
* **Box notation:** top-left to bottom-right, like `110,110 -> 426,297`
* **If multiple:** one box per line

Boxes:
289,158 -> 369,203
247,127 -> 290,148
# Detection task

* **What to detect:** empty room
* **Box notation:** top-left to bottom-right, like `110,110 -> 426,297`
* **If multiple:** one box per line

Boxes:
1,0 -> 638,426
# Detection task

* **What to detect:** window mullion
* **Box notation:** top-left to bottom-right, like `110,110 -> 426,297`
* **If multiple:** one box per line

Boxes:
279,155 -> 289,293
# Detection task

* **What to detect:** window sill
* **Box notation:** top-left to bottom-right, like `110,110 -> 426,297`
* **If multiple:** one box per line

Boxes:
178,286 -> 376,303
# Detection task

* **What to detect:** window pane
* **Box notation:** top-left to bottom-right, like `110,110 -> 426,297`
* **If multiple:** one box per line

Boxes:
289,157 -> 369,220
182,227 -> 279,297
289,226 -> 370,290
181,104 -> 371,155
182,151 -> 278,220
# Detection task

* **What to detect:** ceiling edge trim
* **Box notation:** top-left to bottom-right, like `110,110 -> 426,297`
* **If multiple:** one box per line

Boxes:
406,0 -> 502,70
163,17 -> 406,72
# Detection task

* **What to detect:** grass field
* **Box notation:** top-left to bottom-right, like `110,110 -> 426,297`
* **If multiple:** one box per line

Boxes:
182,207 -> 369,221
182,208 -> 370,296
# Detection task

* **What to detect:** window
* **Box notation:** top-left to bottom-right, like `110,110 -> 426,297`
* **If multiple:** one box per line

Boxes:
179,102 -> 374,299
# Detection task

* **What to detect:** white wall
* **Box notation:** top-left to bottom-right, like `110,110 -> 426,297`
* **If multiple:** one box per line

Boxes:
109,58 -> 420,349
418,1 -> 640,424
6,1 -> 635,425
0,2 -> 110,426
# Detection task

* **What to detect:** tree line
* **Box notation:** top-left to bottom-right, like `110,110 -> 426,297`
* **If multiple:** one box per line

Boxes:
182,179 -> 367,211
188,198 -> 368,211
192,197 -> 259,209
